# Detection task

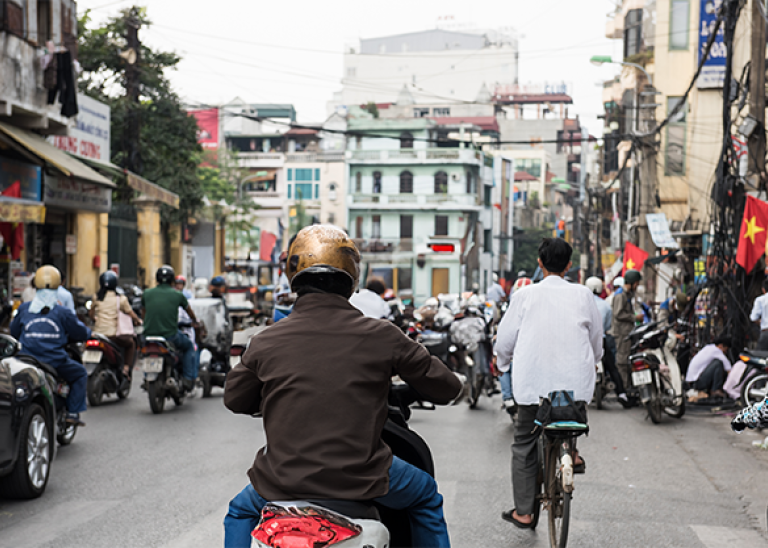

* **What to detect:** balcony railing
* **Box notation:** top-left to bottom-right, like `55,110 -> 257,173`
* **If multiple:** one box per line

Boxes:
350,193 -> 480,207
349,148 -> 481,164
237,152 -> 284,160
285,152 -> 345,162
352,238 -> 413,253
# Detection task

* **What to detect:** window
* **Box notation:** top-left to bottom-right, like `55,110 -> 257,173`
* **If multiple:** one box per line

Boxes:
314,168 -> 321,181
517,159 -> 542,178
413,108 -> 430,118
484,186 -> 492,207
669,0 -> 689,50
400,132 -> 414,149
355,135 -> 362,149
484,229 -> 492,251
287,185 -> 292,199
433,107 -> 450,116
465,171 -> 475,194
373,171 -> 382,194
434,171 -> 448,194
314,184 -> 319,199
665,97 -> 686,175
398,267 -> 413,290
328,212 -> 336,224
347,67 -> 357,77
287,168 -> 293,181
372,215 -> 381,239
624,9 -> 643,58
295,183 -> 313,199
399,171 -> 413,193
37,0 -> 52,44
435,215 -> 448,236
355,172 -> 362,193
329,183 -> 337,201
355,216 -> 363,239
295,168 -> 313,181
400,215 -> 413,239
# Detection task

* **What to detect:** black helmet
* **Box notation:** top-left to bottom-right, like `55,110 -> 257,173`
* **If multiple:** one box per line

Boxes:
156,265 -> 176,285
624,269 -> 642,285
99,270 -> 118,290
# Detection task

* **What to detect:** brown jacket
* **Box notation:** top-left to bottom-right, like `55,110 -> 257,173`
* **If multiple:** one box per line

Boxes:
224,293 -> 462,501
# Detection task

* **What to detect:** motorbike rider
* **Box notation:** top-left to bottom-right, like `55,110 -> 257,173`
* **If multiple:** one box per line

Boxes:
496,238 -> 602,528
487,273 -> 506,304
175,276 -> 196,346
585,276 -> 630,408
209,275 -> 228,300
142,265 -> 200,392
611,269 -> 645,389
11,265 -> 91,426
223,225 -> 464,548
349,276 -> 392,319
90,271 -> 143,379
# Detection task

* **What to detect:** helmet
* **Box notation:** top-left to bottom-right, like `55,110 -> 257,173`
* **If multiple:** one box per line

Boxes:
286,225 -> 360,298
174,275 -> 187,286
99,270 -> 118,291
156,265 -> 176,285
675,291 -> 689,310
624,269 -> 642,285
611,276 -> 624,289
512,277 -> 532,292
585,276 -> 604,295
424,297 -> 439,309
210,276 -> 226,287
492,272 -> 499,283
517,270 -> 528,278
35,265 -> 61,289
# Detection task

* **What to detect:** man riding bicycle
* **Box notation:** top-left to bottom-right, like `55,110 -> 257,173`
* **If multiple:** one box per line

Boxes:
495,238 -> 602,528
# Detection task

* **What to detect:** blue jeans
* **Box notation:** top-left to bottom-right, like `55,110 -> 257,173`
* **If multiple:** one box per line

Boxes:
56,359 -> 87,413
168,331 -> 197,381
500,368 -> 513,401
223,456 -> 451,548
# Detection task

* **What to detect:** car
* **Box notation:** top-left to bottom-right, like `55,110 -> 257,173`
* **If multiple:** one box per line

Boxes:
0,334 -> 57,499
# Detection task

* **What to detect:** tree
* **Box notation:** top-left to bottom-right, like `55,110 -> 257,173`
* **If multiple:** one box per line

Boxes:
77,7 -> 203,223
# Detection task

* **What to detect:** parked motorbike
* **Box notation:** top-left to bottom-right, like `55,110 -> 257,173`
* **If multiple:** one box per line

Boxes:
737,349 -> 768,407
82,333 -> 133,405
139,336 -> 189,414
627,322 -> 685,423
251,382 -> 437,548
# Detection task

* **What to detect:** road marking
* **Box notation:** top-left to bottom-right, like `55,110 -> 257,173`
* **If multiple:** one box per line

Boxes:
691,525 -> 767,547
0,499 -> 119,548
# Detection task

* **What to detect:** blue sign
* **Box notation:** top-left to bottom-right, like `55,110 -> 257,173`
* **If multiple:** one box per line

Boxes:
0,156 -> 42,201
698,0 -> 726,89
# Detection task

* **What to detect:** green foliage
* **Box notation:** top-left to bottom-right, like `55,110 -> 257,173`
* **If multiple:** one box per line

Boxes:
362,102 -> 380,119
77,7 -> 202,223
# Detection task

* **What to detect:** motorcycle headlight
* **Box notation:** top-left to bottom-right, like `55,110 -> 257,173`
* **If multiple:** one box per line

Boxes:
449,345 -> 457,353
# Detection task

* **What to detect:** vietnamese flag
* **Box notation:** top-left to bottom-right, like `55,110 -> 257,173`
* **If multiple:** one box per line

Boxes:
736,195 -> 768,273
622,241 -> 649,275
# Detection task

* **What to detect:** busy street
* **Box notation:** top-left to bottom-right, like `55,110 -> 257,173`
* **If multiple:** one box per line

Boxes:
1,386 -> 767,548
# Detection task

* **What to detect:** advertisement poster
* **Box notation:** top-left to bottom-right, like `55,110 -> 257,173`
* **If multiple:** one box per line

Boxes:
49,94 -> 111,162
0,157 -> 42,201
697,0 -> 726,89
189,108 -> 219,149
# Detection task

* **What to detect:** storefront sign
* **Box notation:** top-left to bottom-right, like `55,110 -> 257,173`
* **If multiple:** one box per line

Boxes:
698,0 -> 726,89
65,234 -> 77,254
646,213 -> 680,249
44,177 -> 111,213
49,94 -> 111,162
0,200 -> 46,223
0,157 -> 42,201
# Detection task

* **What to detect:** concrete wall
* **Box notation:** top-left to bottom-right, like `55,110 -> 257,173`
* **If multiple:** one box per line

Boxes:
136,200 -> 163,288
69,211 -> 108,295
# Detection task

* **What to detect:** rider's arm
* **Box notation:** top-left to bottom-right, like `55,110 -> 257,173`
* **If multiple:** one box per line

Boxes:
62,308 -> 91,341
393,328 -> 462,404
224,361 -> 263,415
185,305 -> 198,323
10,307 -> 22,339
586,295 -> 604,364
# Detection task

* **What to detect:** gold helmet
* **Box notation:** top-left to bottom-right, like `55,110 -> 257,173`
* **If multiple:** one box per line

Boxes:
34,265 -> 61,290
286,225 -> 360,298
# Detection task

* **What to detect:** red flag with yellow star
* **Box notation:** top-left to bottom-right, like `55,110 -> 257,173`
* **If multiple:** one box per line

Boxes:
622,241 -> 649,275
736,195 -> 768,273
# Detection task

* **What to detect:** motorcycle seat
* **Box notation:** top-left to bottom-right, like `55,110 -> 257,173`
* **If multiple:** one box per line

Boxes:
745,350 -> 768,359
305,500 -> 381,521
18,353 -> 59,379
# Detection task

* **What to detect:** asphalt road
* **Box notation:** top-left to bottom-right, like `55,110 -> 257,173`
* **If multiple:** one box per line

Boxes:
2,381 -> 768,548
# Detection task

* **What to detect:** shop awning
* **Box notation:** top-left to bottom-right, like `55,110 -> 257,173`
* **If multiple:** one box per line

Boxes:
0,197 -> 46,223
126,171 -> 180,209
0,122 -> 115,188
76,156 -> 124,179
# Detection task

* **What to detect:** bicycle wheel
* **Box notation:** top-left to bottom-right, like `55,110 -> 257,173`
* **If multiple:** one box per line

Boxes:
547,440 -> 572,548
531,438 -> 545,530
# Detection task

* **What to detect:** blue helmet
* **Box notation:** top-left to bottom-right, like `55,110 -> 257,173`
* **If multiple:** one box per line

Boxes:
210,276 -> 226,287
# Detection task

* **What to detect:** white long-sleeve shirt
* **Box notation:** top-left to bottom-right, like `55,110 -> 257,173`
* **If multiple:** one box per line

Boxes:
495,275 -> 603,405
750,293 -> 768,330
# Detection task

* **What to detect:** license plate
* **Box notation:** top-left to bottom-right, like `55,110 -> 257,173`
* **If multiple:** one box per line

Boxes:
82,350 -> 102,364
632,369 -> 652,386
142,357 -> 164,373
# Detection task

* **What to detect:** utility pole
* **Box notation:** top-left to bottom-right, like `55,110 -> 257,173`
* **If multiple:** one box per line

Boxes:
749,0 -> 766,187
579,125 -> 589,275
125,7 -> 142,175
636,80 -> 658,295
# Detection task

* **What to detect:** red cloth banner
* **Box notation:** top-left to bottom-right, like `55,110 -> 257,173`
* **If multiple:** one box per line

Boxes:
622,241 -> 649,275
736,195 -> 768,273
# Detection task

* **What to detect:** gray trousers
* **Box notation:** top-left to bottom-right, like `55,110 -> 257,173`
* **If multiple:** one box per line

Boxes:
512,405 -> 540,515
758,330 -> 768,351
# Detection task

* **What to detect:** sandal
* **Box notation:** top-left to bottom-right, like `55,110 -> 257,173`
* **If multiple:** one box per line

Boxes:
501,509 -> 534,529
574,456 -> 586,474
122,366 -> 131,380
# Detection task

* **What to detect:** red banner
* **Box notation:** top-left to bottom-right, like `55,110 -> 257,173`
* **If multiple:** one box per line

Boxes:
188,108 -> 219,149
260,231 -> 277,262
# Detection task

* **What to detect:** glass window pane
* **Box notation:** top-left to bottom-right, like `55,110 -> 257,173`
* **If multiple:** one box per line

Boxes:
666,126 -> 686,175
670,1 -> 689,50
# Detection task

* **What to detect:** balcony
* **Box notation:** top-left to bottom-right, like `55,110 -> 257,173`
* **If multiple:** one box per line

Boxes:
237,152 -> 285,169
352,238 -> 413,254
348,148 -> 482,165
349,193 -> 481,211
285,151 -> 345,162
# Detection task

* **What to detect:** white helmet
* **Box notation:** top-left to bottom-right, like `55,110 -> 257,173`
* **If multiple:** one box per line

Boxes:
585,277 -> 604,295
424,297 -> 439,309
612,276 -> 624,289
492,272 -> 499,283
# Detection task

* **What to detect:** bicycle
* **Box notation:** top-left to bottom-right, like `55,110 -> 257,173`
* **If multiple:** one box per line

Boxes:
530,420 -> 589,548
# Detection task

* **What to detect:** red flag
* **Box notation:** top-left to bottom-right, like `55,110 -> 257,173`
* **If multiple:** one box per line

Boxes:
736,195 -> 768,273
0,181 -> 24,260
622,241 -> 649,275
259,231 -> 277,262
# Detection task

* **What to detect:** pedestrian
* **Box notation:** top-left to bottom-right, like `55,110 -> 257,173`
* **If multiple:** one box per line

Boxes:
750,279 -> 768,350
486,273 -> 506,304
685,335 -> 732,404
611,270 -> 644,388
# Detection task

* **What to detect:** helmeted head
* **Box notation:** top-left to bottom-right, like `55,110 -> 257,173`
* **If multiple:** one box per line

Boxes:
175,275 -> 187,287
585,276 -> 604,295
99,270 -> 118,291
624,269 -> 642,289
286,225 -> 360,299
209,275 -> 227,296
34,265 -> 61,290
517,270 -> 528,279
156,265 -> 175,285
675,291 -> 689,311
512,277 -> 532,293
611,276 -> 624,290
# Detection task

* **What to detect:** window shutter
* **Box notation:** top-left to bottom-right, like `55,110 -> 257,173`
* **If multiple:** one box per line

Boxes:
287,184 -> 292,199
287,168 -> 293,181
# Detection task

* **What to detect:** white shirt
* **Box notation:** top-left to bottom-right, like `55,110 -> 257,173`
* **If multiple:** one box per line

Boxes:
750,293 -> 768,330
349,289 -> 392,319
685,343 -> 732,383
495,275 -> 603,405
487,283 -> 506,303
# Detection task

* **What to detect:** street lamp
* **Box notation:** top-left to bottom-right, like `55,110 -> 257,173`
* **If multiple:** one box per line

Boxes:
589,55 -> 652,86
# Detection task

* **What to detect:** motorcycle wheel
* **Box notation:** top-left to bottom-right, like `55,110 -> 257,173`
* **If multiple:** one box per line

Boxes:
646,375 -> 663,424
147,380 -> 165,414
87,367 -> 105,407
661,374 -> 685,418
466,365 -> 481,409
741,373 -> 768,408
201,371 -> 212,398
594,376 -> 604,410
57,418 -> 77,446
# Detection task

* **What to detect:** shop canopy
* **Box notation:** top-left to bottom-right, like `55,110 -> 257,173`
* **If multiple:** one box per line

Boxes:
0,122 -> 115,188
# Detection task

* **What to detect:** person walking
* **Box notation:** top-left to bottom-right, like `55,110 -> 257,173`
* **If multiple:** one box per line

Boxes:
611,270 -> 644,388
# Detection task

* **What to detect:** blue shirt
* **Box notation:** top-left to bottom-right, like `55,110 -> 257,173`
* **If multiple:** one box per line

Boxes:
11,302 -> 90,368
593,294 -> 612,335
57,286 -> 75,312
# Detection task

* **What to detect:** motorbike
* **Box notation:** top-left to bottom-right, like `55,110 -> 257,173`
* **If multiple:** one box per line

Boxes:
627,322 -> 686,423
593,358 -> 614,410
139,336 -> 189,414
190,297 -> 232,398
251,382 -> 437,548
82,333 -> 133,405
737,349 -> 768,407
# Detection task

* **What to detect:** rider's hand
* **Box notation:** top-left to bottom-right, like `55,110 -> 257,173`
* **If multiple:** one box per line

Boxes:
636,314 -> 645,322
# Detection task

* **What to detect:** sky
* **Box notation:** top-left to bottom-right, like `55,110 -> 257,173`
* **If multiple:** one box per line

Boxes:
77,0 -> 624,136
